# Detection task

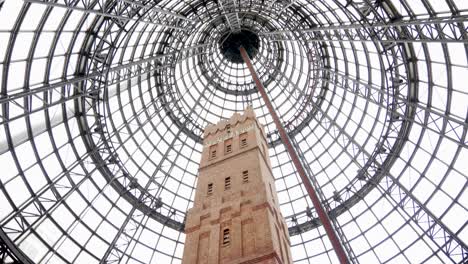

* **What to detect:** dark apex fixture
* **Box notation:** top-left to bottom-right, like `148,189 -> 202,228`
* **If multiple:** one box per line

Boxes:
219,30 -> 260,63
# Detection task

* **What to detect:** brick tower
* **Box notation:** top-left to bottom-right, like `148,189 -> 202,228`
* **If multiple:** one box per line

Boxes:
182,107 -> 292,264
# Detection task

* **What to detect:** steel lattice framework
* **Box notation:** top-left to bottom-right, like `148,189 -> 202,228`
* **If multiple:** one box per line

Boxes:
0,0 -> 467,263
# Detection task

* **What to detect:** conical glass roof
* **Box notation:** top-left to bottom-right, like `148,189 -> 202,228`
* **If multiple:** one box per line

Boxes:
0,0 -> 467,263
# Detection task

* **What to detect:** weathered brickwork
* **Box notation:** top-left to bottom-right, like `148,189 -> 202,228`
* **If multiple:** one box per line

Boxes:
182,107 -> 292,264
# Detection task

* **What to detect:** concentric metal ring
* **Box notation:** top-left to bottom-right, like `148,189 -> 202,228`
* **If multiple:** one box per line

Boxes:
0,0 -> 467,263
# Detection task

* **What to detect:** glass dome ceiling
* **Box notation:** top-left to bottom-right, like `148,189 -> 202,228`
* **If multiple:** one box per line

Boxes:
0,0 -> 467,263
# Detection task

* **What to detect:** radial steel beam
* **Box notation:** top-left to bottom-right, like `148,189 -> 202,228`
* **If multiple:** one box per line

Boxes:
262,14 -> 468,43
0,74 -> 147,155
0,43 -> 208,106
0,54 -> 170,105
240,46 -> 351,264
218,0 -> 241,32
119,0 -> 195,22
23,0 -> 191,29
263,14 -> 468,34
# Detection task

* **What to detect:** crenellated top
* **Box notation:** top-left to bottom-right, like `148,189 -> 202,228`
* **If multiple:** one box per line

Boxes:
203,106 -> 257,137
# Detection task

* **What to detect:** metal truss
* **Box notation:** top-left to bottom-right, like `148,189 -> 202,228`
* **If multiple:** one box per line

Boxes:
0,54 -> 170,106
0,229 -> 32,264
24,0 -> 194,29
263,14 -> 468,44
288,21 -> 465,264
0,53 -> 171,153
377,175 -> 468,263
0,93 -> 184,261
0,35 -> 206,152
287,68 -> 468,262
0,0 -> 467,263
218,0 -> 241,33
257,39 -> 408,226
99,87 -> 208,263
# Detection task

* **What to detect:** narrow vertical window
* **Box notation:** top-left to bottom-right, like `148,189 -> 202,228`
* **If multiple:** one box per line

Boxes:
209,144 -> 217,159
225,139 -> 232,154
241,138 -> 247,147
225,177 -> 231,190
239,132 -> 248,148
226,124 -> 231,133
207,183 -> 213,195
222,228 -> 230,246
242,170 -> 249,183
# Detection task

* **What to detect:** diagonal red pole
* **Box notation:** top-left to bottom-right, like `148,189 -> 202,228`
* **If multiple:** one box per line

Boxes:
240,46 -> 350,264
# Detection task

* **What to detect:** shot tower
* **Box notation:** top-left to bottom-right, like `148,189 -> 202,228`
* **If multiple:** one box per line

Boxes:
182,107 -> 292,264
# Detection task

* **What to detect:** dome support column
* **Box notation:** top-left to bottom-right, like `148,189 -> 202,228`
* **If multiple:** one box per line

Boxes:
240,46 -> 351,264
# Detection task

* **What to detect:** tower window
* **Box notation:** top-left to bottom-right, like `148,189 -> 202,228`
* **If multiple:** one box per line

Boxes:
222,228 -> 230,246
240,133 -> 248,148
209,144 -> 217,159
225,177 -> 231,190
242,170 -> 249,183
226,124 -> 231,133
225,139 -> 232,154
241,138 -> 247,147
207,183 -> 213,195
